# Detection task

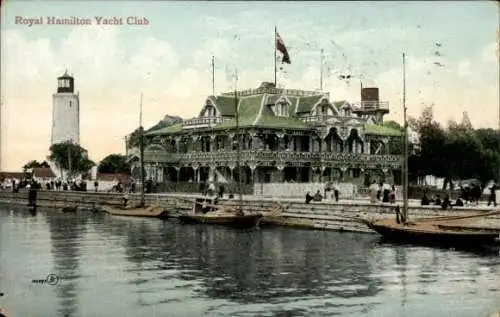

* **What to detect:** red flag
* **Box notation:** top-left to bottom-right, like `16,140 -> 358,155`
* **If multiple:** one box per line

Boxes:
276,32 -> 291,64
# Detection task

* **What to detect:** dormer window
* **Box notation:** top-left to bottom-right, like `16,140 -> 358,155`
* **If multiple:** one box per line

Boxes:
204,105 -> 216,117
275,101 -> 289,117
341,104 -> 351,117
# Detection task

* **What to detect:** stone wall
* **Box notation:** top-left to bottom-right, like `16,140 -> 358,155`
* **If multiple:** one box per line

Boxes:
1,190 -> 499,234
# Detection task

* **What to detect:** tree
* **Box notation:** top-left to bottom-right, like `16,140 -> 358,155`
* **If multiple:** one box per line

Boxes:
409,105 -> 448,179
126,114 -> 182,149
49,142 -> 95,175
23,160 -> 50,171
98,154 -> 131,174
126,127 -> 154,150
409,105 -> 500,188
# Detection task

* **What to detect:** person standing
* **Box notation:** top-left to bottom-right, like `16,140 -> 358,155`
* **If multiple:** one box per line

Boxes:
488,181 -> 497,207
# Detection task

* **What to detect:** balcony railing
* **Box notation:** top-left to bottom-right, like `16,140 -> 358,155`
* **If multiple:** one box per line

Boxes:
352,101 -> 389,111
300,114 -> 359,124
182,117 -> 228,129
221,87 -> 325,98
143,150 -> 401,166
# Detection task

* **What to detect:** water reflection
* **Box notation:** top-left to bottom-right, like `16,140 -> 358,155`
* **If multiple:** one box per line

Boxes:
1,207 -> 500,317
96,219 -> 383,316
46,209 -> 88,317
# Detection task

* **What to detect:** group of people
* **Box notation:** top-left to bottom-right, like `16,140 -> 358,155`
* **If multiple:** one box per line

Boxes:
305,183 -> 340,204
420,181 -> 497,209
369,181 -> 397,204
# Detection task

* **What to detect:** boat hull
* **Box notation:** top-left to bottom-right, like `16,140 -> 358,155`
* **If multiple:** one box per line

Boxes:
178,214 -> 263,229
368,220 -> 499,248
102,205 -> 169,218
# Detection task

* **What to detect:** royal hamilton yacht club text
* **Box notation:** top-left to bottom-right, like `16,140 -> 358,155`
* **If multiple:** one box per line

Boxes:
15,16 -> 149,27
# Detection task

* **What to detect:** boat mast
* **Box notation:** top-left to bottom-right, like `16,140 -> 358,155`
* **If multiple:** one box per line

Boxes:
139,93 -> 145,206
211,56 -> 215,96
320,48 -> 324,91
234,68 -> 243,209
402,52 -> 409,221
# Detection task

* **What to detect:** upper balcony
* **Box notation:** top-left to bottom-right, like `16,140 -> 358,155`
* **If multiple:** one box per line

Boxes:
143,149 -> 402,168
182,116 -> 229,130
352,101 -> 389,114
221,87 -> 326,98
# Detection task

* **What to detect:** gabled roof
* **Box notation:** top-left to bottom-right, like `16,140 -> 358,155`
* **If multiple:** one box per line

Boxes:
332,100 -> 350,109
213,94 -> 308,130
0,172 -> 25,179
32,168 -> 56,178
212,95 -> 238,116
296,95 -> 324,113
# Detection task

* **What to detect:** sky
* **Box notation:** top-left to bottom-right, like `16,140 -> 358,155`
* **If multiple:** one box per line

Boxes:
0,1 -> 499,171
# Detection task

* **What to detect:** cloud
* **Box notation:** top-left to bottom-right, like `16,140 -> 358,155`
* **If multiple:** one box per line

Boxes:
1,15 -> 498,171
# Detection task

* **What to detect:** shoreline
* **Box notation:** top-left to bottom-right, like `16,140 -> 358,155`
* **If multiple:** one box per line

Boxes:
1,190 -> 499,234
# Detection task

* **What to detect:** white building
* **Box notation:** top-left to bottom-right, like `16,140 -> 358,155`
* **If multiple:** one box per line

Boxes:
51,70 -> 80,145
48,71 -> 81,179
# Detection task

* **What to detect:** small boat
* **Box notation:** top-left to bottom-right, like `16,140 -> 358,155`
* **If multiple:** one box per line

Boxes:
178,197 -> 263,229
101,204 -> 169,218
367,217 -> 500,248
367,53 -> 500,251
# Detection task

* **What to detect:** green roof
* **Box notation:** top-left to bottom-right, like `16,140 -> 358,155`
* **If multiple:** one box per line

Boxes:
212,94 -> 308,130
146,123 -> 183,135
213,96 -> 238,116
332,100 -> 349,109
364,123 -> 403,136
296,95 -> 323,113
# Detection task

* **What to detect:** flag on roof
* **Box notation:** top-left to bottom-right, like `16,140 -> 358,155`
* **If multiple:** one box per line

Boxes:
276,31 -> 291,64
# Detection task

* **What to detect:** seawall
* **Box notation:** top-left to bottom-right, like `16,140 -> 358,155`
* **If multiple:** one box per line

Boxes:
1,190 -> 499,234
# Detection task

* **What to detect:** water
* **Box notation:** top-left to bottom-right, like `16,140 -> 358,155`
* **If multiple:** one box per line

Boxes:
1,205 -> 499,317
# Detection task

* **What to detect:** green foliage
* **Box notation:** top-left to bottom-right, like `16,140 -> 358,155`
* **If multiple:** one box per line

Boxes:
126,115 -> 183,149
98,154 -> 131,174
383,120 -> 404,132
23,160 -> 50,171
126,127 -> 143,149
409,106 -> 500,187
49,142 -> 95,175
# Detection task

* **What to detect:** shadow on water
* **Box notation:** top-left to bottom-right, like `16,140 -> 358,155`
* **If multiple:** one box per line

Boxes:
375,237 -> 500,257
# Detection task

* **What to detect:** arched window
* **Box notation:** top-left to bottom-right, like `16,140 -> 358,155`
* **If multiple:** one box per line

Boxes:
204,105 -> 216,117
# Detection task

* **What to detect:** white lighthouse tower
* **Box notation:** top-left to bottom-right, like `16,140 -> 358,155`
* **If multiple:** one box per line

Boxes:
51,70 -> 80,145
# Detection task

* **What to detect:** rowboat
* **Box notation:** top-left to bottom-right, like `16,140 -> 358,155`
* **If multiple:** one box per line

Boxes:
367,216 -> 500,248
178,197 -> 263,229
101,205 -> 169,218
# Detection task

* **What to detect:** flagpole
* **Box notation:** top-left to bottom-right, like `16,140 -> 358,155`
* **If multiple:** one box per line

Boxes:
211,56 -> 215,96
274,26 -> 277,87
320,48 -> 324,91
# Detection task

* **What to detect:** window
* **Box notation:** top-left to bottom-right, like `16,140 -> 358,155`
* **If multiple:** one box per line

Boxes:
321,105 -> 328,115
204,105 -> 216,117
276,101 -> 289,117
